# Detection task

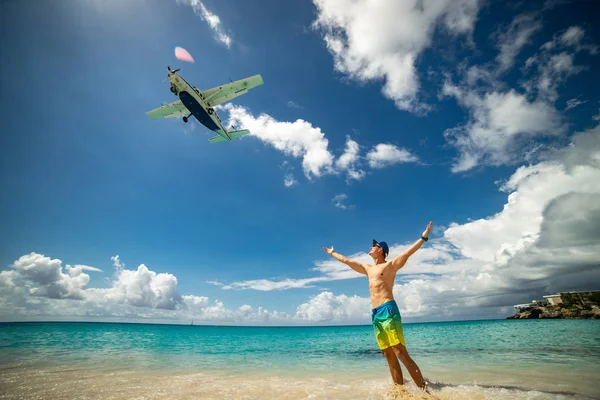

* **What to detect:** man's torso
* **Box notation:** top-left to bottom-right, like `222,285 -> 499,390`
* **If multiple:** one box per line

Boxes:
365,261 -> 397,308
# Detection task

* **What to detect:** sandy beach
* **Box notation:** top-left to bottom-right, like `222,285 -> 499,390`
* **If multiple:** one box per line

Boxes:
0,364 -> 596,400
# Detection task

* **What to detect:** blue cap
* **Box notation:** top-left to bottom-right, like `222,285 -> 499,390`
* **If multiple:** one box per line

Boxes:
373,240 -> 389,257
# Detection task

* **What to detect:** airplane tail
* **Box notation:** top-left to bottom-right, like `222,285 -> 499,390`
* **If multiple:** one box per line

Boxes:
208,129 -> 250,144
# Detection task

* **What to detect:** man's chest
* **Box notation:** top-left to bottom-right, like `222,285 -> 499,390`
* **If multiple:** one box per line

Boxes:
367,264 -> 392,280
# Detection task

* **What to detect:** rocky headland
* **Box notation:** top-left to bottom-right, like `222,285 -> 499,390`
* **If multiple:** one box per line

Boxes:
507,305 -> 600,319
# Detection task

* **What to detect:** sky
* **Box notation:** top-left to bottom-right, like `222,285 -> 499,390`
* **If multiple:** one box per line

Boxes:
0,0 -> 599,326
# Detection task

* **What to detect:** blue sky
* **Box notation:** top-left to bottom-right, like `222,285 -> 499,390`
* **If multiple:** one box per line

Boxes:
1,0 -> 599,325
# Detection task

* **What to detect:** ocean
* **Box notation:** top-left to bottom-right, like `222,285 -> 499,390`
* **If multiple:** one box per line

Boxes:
0,319 -> 598,399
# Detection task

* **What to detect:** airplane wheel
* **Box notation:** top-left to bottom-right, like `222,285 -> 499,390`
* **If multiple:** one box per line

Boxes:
183,116 -> 188,123
208,108 -> 214,115
170,86 -> 176,93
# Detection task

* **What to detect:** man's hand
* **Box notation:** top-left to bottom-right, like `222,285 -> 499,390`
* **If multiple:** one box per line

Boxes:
422,221 -> 432,239
391,221 -> 433,272
323,246 -> 335,255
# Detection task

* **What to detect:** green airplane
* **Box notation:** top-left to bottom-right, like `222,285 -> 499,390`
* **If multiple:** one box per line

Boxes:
146,66 -> 264,143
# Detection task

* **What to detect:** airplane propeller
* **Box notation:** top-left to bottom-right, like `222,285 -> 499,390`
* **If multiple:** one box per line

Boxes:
162,66 -> 181,84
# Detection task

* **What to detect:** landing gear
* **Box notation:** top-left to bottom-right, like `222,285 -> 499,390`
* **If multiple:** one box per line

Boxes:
170,85 -> 178,95
183,113 -> 192,123
207,107 -> 214,115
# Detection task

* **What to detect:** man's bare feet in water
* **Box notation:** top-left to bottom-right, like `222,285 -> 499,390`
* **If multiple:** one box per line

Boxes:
387,383 -> 438,399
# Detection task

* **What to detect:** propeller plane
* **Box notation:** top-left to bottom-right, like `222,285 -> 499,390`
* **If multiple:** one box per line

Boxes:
146,67 -> 264,144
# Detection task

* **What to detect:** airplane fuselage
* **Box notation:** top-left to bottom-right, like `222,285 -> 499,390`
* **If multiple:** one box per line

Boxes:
168,72 -> 230,139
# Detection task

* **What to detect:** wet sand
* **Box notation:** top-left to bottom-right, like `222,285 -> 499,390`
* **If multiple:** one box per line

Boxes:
0,365 -> 591,400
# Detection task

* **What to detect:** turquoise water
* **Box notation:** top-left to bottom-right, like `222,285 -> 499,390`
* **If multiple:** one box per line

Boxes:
1,319 -> 599,399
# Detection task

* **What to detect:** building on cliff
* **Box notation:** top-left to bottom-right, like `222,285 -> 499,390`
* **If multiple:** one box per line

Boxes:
514,290 -> 600,310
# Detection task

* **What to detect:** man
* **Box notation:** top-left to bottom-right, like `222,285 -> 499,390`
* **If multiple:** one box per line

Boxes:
322,221 -> 432,390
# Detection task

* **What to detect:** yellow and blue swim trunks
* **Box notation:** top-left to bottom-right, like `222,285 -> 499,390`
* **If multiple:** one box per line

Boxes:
371,300 -> 406,350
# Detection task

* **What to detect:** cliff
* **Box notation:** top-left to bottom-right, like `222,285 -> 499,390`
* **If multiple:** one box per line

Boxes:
507,305 -> 600,319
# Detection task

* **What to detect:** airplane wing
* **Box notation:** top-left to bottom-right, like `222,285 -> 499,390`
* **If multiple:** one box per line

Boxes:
146,100 -> 189,119
200,74 -> 264,107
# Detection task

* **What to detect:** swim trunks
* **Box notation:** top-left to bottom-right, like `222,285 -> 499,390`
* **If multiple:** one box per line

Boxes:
371,300 -> 406,350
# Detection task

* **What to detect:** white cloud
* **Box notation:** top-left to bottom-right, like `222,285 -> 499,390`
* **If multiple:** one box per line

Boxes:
0,255 -> 292,325
312,0 -> 481,113
225,104 -> 335,179
439,22 -> 598,173
4,253 -> 101,300
86,264 -> 184,310
523,26 -> 596,103
111,255 -> 124,273
284,174 -> 297,188
224,105 -> 417,183
295,292 -> 370,322
208,276 -> 328,291
176,0 -> 232,48
366,143 -> 419,169
560,26 -> 585,46
495,12 -> 542,73
594,109 -> 600,122
565,97 -> 587,110
398,125 -> 600,318
332,193 -> 353,210
527,52 -> 584,102
287,101 -> 303,109
335,136 -> 365,182
442,86 -> 565,172
0,271 -> 16,287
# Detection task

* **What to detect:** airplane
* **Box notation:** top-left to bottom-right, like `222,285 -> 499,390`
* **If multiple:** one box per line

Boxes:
146,67 -> 264,143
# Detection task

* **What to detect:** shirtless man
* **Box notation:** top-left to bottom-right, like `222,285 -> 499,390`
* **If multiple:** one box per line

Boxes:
322,221 -> 432,390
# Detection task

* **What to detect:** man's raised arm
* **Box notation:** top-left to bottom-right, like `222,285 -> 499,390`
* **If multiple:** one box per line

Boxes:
323,246 -> 367,275
390,221 -> 433,271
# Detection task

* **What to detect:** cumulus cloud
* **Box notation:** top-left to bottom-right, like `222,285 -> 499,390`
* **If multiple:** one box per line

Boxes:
111,255 -> 125,274
366,143 -> 419,169
335,136 -> 365,182
2,253 -> 101,300
295,292 -> 370,322
387,125 -> 600,319
176,0 -> 232,47
87,264 -> 184,310
224,105 -> 417,182
0,255 -> 294,325
312,0 -> 481,113
225,104 -> 335,179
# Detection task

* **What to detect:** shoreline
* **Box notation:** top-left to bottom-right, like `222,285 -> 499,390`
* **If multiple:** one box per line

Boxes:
0,364 -> 595,400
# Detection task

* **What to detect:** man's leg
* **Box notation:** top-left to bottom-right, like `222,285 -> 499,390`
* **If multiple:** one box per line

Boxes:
392,343 -> 426,389
382,347 -> 403,385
